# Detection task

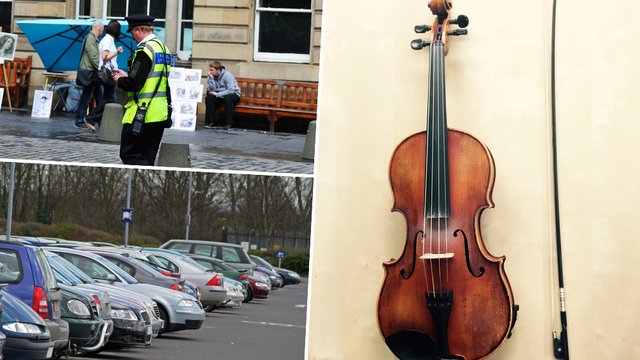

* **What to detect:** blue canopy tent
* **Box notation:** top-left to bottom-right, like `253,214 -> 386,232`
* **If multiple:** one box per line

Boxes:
17,19 -> 141,72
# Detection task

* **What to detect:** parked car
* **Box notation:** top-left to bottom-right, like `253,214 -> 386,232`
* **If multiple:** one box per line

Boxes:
45,247 -> 205,334
47,254 -> 156,347
249,255 -> 285,288
0,240 -> 70,358
246,273 -> 271,302
252,264 -> 284,289
85,249 -> 186,292
57,283 -> 113,355
1,287 -> 55,360
220,278 -> 246,308
0,289 -> 6,359
188,254 -> 250,283
141,249 -> 229,308
159,239 -> 256,272
275,267 -> 302,286
90,247 -> 203,302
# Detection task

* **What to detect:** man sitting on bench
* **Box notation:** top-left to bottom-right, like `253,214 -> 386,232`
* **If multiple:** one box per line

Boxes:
204,61 -> 241,130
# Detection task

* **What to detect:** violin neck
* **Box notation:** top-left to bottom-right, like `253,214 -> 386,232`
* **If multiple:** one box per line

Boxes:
425,41 -> 450,219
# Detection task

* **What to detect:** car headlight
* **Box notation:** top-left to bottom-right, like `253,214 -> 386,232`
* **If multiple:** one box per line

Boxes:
288,272 -> 300,278
67,299 -> 91,318
111,308 -> 138,320
176,299 -> 200,313
256,282 -> 270,289
2,322 -> 46,334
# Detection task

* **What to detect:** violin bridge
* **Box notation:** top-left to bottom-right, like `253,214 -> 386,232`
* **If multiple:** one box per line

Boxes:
419,252 -> 454,260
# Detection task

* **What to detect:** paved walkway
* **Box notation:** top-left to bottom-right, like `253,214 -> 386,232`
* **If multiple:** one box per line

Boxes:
0,109 -> 314,176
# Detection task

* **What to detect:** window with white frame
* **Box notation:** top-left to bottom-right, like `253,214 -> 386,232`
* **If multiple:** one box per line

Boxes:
254,0 -> 312,63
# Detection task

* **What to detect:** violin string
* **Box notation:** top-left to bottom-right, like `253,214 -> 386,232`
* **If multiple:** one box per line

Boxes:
438,42 -> 450,287
436,41 -> 443,291
426,39 -> 436,295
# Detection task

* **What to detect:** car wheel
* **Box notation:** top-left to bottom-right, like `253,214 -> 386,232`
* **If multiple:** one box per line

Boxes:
203,305 -> 216,312
243,287 -> 253,303
158,305 -> 170,336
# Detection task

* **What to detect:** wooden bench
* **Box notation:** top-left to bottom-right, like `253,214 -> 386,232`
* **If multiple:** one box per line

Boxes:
219,77 -> 318,132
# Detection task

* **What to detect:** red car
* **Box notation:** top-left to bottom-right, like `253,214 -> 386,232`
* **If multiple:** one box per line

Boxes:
246,273 -> 270,302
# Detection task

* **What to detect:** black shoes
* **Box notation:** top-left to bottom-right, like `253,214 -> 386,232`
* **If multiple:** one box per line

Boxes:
204,123 -> 232,130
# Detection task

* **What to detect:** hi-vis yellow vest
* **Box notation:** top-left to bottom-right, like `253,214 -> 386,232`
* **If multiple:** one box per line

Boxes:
122,38 -> 171,124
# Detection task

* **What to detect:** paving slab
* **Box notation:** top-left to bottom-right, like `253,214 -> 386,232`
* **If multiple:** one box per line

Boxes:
0,109 -> 314,176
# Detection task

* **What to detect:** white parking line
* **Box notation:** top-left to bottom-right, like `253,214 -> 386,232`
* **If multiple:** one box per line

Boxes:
242,320 -> 306,329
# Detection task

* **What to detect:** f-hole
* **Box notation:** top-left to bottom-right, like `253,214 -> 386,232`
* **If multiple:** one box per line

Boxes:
400,231 -> 423,279
454,229 -> 485,278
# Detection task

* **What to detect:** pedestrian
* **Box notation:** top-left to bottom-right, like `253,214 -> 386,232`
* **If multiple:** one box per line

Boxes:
204,61 -> 241,129
112,14 -> 172,166
75,20 -> 104,130
84,19 -> 124,129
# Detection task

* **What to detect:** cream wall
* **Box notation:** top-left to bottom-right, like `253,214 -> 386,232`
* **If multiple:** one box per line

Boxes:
308,0 -> 640,359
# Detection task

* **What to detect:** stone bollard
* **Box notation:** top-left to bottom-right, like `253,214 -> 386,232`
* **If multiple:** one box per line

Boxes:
156,143 -> 191,168
98,103 -> 124,142
302,120 -> 316,160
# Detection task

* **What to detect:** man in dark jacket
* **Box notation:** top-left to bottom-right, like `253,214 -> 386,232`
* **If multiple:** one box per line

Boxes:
76,20 -> 104,130
204,61 -> 241,129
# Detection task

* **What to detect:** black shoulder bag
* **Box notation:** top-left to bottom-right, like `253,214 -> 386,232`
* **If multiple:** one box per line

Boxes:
76,36 -> 99,87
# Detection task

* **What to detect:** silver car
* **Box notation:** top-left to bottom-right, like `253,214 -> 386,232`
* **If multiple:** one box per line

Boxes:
159,240 -> 256,272
45,247 -> 206,334
141,249 -> 229,308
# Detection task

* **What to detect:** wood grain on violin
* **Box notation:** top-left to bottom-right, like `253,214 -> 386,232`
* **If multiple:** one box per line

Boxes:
377,1 -> 517,359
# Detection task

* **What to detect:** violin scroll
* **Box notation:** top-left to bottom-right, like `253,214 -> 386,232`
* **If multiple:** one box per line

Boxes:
428,0 -> 452,16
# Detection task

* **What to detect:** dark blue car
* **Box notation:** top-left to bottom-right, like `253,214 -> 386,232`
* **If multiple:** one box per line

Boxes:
0,290 -> 5,359
0,240 -> 70,358
1,287 -> 55,360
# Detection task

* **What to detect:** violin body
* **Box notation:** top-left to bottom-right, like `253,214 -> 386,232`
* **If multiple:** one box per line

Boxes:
378,129 -> 515,359
376,2 -> 516,358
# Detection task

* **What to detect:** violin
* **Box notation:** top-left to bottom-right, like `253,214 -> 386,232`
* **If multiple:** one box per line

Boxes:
377,1 -> 517,359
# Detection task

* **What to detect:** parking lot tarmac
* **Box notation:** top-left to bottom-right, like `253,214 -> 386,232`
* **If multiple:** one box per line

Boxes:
0,110 -> 314,175
68,278 -> 308,360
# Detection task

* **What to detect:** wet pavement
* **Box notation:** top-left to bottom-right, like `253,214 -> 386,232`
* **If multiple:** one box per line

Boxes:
0,109 -> 314,176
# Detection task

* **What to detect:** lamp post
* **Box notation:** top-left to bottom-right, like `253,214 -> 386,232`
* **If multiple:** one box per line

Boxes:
5,162 -> 15,241
122,168 -> 133,247
185,171 -> 193,240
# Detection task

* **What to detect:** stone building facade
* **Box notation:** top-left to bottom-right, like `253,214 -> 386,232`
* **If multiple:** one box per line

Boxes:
6,0 -> 321,105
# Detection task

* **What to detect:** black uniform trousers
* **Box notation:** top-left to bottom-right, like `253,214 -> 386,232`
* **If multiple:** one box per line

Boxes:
119,121 -> 166,165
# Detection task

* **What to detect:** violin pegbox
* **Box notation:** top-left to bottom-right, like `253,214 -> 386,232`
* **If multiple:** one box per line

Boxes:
410,12 -> 469,52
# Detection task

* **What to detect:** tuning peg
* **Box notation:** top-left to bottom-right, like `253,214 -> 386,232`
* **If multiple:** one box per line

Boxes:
414,24 -> 432,33
449,14 -> 469,28
410,39 -> 431,50
447,29 -> 468,36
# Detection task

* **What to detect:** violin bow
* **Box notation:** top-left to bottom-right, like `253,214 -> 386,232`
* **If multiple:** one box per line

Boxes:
550,0 -> 569,358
